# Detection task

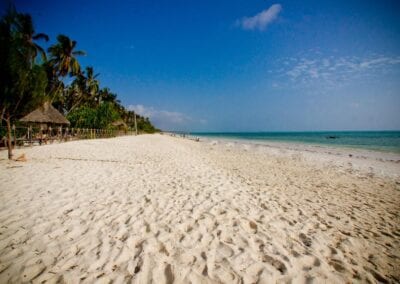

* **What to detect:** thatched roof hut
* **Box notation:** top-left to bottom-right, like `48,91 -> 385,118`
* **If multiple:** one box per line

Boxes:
20,102 -> 70,126
111,120 -> 127,129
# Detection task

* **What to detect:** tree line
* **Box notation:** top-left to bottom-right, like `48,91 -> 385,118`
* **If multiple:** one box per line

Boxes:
0,7 -> 158,158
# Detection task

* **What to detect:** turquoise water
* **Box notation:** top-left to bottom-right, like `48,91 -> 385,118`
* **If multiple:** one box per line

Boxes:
190,131 -> 400,153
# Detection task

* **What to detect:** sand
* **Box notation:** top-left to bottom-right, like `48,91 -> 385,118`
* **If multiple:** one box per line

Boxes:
0,134 -> 399,283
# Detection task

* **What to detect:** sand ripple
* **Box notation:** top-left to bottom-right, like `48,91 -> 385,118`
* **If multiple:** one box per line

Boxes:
0,135 -> 399,283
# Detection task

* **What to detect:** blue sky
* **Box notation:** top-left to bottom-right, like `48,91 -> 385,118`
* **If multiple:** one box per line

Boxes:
6,0 -> 400,131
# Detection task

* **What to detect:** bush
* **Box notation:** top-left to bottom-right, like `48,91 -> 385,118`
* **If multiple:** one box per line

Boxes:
67,102 -> 120,129
137,117 -> 158,133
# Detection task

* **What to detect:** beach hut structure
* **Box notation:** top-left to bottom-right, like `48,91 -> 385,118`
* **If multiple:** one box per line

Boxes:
111,119 -> 127,129
20,102 -> 70,126
19,102 -> 70,143
111,119 -> 128,135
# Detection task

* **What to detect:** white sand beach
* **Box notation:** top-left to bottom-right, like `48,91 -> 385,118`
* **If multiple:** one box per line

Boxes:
0,134 -> 399,283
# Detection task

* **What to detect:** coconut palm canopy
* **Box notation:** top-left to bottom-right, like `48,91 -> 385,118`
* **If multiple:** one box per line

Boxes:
20,102 -> 70,125
1,8 -> 157,160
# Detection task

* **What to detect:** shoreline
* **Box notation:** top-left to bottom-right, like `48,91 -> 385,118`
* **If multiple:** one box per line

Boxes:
191,135 -> 400,178
1,134 -> 399,282
194,134 -> 400,154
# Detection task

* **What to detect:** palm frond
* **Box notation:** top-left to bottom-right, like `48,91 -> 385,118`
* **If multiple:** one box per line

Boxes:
72,50 -> 86,56
33,33 -> 49,41
34,43 -> 47,61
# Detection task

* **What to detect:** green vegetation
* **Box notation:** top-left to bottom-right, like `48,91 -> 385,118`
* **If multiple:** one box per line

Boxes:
67,103 -> 120,129
137,117 -> 158,133
0,7 -> 158,159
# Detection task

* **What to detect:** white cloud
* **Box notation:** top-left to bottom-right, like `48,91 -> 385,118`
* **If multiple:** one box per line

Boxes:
359,57 -> 400,69
309,68 -> 319,79
282,55 -> 400,86
127,104 -> 192,130
238,4 -> 282,31
128,104 -> 152,117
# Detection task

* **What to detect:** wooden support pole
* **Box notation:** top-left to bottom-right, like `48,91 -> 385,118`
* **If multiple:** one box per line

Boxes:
26,126 -> 29,146
6,114 -> 13,158
39,125 -> 43,146
29,126 -> 32,145
12,124 -> 16,148
134,113 -> 138,136
49,126 -> 52,143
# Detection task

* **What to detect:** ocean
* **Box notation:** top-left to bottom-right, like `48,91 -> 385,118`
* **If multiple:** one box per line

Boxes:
190,131 -> 400,153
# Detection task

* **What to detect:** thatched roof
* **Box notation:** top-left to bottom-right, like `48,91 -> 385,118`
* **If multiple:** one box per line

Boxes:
111,120 -> 127,128
20,102 -> 70,125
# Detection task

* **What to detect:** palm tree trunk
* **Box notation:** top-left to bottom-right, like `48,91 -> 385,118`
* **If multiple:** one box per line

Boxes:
66,101 -> 80,115
6,112 -> 13,160
0,106 -> 5,122
49,82 -> 63,104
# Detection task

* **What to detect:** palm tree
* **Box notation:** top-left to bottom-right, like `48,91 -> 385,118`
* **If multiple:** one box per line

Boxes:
98,87 -> 118,105
14,13 -> 49,64
85,66 -> 100,105
65,73 -> 86,112
44,60 -> 64,108
63,67 -> 101,113
0,8 -> 48,159
46,35 -> 85,108
47,34 -> 85,77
